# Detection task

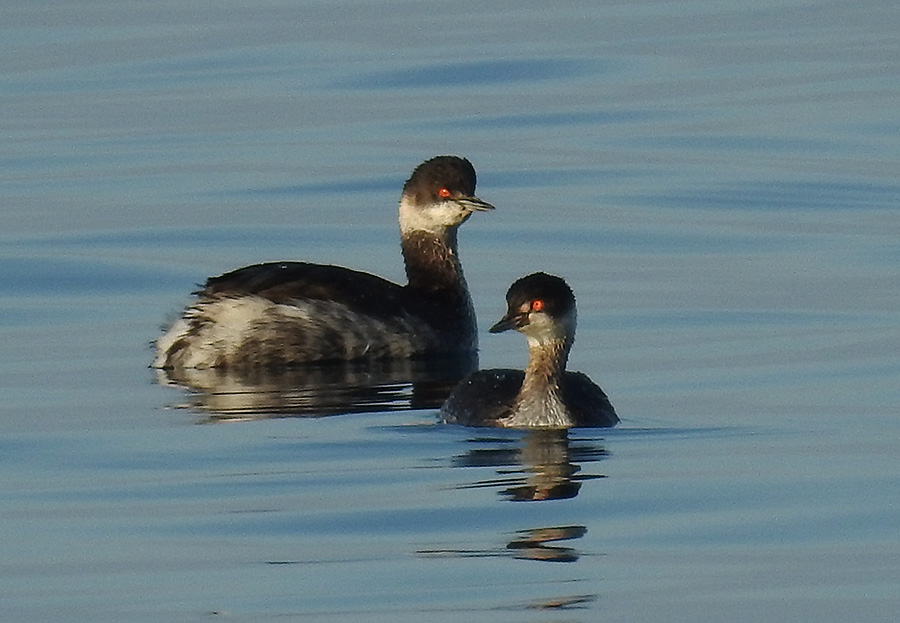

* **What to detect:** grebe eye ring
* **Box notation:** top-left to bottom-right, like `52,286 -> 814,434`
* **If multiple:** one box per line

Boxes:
531,299 -> 545,312
438,187 -> 451,198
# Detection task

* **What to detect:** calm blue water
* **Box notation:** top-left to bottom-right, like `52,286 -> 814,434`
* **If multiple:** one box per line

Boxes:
2,1 -> 899,621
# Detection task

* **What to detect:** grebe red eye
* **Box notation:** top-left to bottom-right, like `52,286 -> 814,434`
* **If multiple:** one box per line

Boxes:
531,299 -> 544,312
438,187 -> 451,198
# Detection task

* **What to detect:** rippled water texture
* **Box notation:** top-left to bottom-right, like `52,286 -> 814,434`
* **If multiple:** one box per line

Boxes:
2,1 -> 899,621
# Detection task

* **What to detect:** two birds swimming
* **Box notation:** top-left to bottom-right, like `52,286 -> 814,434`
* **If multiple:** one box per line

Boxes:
154,156 -> 618,429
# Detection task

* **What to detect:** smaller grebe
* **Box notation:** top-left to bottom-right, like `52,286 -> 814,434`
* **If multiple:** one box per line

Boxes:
440,273 -> 618,429
154,156 -> 493,370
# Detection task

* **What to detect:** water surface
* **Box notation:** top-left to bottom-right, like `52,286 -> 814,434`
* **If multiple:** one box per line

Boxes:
2,1 -> 899,621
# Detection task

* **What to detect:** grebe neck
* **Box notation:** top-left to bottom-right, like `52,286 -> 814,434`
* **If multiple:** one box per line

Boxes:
504,337 -> 574,428
401,229 -> 466,293
521,337 -> 571,393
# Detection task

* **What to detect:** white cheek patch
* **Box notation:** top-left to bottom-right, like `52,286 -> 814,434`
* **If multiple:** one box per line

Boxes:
520,309 -> 576,345
399,198 -> 467,235
521,313 -> 559,343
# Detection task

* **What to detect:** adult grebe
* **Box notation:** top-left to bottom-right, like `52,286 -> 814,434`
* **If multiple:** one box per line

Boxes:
154,156 -> 493,369
440,272 -> 618,428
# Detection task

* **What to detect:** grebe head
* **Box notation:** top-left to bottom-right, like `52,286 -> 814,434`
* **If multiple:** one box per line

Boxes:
399,156 -> 494,235
489,272 -> 577,348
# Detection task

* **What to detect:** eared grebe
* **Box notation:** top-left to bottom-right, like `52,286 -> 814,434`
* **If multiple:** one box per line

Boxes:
154,156 -> 494,369
440,272 -> 618,429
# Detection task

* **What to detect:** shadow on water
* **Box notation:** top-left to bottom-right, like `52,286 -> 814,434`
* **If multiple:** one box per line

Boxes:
156,354 -> 477,421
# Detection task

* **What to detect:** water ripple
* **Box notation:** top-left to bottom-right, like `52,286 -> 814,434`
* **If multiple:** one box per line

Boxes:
334,58 -> 601,89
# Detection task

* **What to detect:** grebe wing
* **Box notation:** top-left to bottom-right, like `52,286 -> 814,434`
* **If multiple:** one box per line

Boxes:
562,372 -> 619,427
441,369 -> 523,426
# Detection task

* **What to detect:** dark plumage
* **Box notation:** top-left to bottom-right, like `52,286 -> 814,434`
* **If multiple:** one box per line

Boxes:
440,272 -> 618,429
154,156 -> 493,369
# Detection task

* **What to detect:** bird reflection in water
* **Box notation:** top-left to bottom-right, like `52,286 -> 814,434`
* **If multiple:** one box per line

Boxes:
419,524 -> 588,564
155,353 -> 476,422
452,429 -> 608,501
418,431 -> 609,609
506,525 -> 588,562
